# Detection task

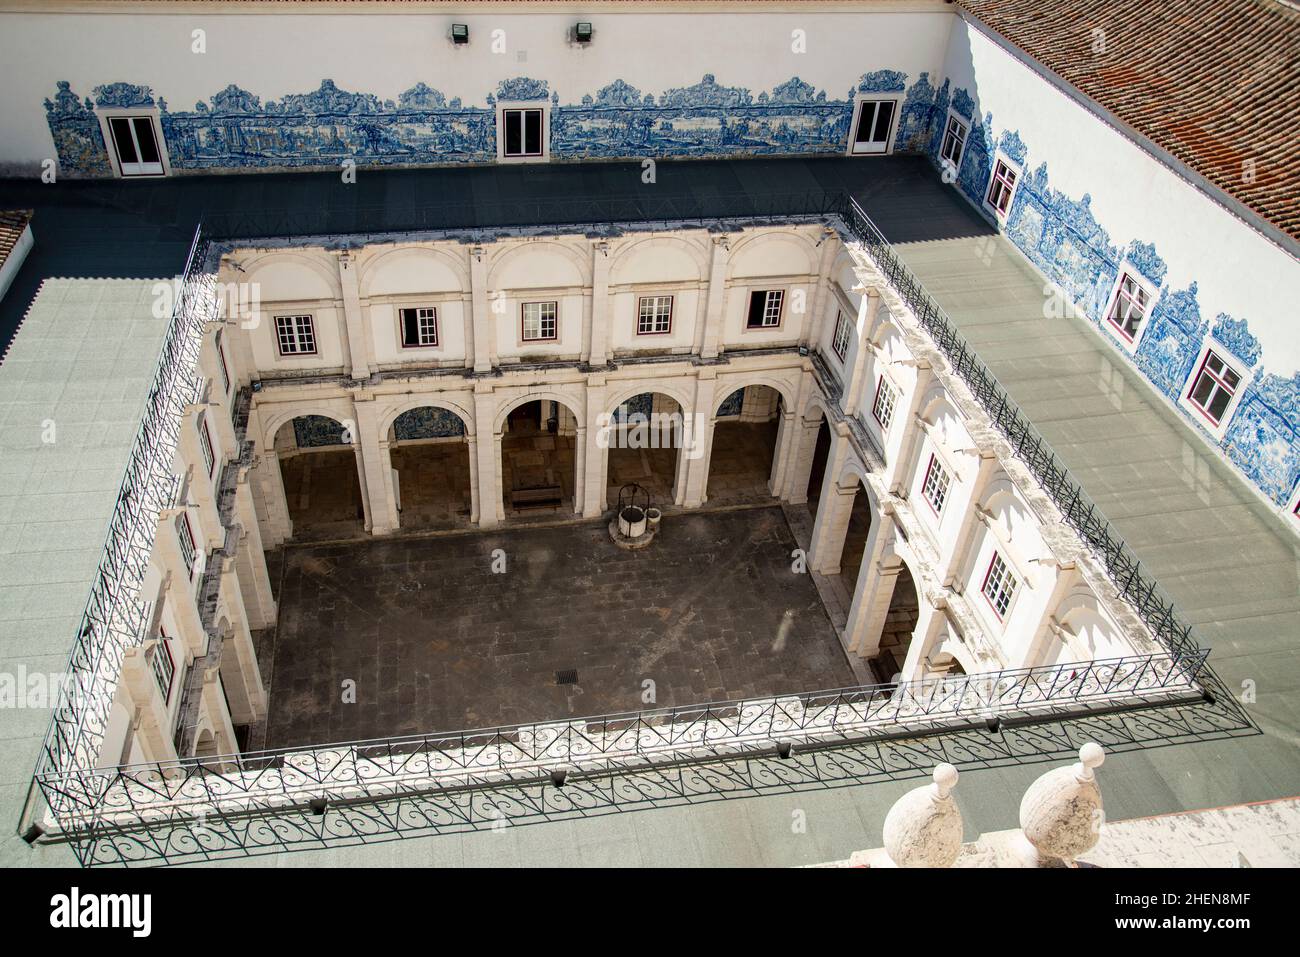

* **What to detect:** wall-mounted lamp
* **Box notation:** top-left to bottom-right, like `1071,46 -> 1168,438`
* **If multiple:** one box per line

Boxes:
574,22 -> 593,43
451,23 -> 469,45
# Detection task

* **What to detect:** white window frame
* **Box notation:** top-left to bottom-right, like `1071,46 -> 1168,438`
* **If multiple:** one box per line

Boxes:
274,314 -> 317,357
97,107 -> 170,178
745,289 -> 785,330
399,306 -> 439,348
497,103 -> 549,162
1101,268 -> 1159,352
636,295 -> 674,336
871,375 -> 898,433
521,300 -> 558,342
939,111 -> 970,177
1178,343 -> 1250,439
847,95 -> 901,156
831,309 -> 852,362
983,153 -> 1021,221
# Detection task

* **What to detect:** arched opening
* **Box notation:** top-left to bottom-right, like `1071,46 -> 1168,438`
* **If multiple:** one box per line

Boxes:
706,385 -> 783,505
501,398 -> 579,516
925,650 -> 966,678
805,414 -> 832,518
873,563 -> 920,682
194,729 -> 218,760
388,406 -> 473,531
606,392 -> 683,508
275,415 -> 365,541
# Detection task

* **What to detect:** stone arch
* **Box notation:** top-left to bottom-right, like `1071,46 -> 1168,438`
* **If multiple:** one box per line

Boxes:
383,400 -> 476,532
486,239 -> 591,290
725,229 -> 819,279
602,384 -> 692,509
357,244 -> 469,297
266,407 -> 367,541
240,250 -> 340,302
608,234 -> 709,286
494,389 -> 584,434
496,390 -> 584,518
1051,589 -> 1130,665
711,375 -> 797,418
604,381 -> 694,419
263,404 -> 356,452
704,379 -> 793,506
379,394 -> 476,440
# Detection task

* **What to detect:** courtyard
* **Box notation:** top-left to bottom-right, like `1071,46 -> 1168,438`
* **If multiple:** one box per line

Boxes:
255,505 -> 855,749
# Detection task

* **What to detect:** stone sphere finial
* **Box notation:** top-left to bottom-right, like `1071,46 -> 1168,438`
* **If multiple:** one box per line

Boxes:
1016,743 -> 1106,866
881,763 -> 964,867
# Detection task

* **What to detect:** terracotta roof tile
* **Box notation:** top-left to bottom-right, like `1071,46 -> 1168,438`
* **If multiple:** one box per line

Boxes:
957,0 -> 1300,244
0,210 -> 33,272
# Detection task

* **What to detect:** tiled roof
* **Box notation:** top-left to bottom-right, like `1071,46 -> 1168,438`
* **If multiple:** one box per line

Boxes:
0,210 -> 32,272
957,0 -> 1300,246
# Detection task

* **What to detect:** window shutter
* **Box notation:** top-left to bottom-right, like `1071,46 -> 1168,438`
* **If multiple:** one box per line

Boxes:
747,292 -> 767,328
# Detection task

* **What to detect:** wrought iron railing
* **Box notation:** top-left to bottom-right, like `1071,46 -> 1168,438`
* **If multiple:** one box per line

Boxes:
39,651 -> 1210,831
34,226 -> 216,786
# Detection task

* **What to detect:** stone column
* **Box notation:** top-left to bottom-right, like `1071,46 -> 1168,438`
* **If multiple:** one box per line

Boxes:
473,388 -> 502,526
156,508 -> 209,658
582,378 -> 608,517
898,596 -> 949,683
806,425 -> 856,573
199,668 -> 241,762
336,249 -> 371,380
699,236 -> 730,359
803,230 -> 841,350
843,520 -> 903,659
588,241 -> 611,367
232,478 -> 277,629
784,414 -> 824,506
248,406 -> 293,547
469,246 -> 494,373
842,287 -> 881,415
681,372 -> 717,507
465,432 -> 480,525
351,396 -> 396,535
216,564 -> 267,725
767,406 -> 799,498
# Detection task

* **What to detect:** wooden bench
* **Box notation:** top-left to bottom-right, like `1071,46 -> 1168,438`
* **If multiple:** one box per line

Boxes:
511,485 -> 563,510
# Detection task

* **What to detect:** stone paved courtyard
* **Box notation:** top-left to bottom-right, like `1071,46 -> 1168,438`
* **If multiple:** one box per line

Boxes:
257,505 -> 854,749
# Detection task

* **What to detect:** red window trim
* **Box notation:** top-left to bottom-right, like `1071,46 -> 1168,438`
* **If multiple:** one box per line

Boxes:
921,453 -> 947,516
520,300 -> 559,342
215,335 -> 231,393
635,295 -> 674,336
871,376 -> 895,430
200,415 -> 217,478
1186,349 -> 1240,427
154,632 -> 175,704
399,306 -> 440,349
745,289 -> 785,330
179,512 -> 198,578
985,159 -> 1018,216
1104,273 -> 1150,343
980,552 -> 1015,621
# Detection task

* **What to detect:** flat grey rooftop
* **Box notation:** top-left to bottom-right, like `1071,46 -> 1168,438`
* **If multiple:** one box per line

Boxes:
0,157 -> 1294,868
0,279 -> 168,868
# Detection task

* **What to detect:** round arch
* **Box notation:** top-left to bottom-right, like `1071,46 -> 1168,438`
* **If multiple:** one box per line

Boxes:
379,395 -> 476,440
608,234 -> 709,285
724,229 -> 819,280
485,239 -> 591,290
494,389 -> 584,434
604,382 -> 694,418
263,405 -> 356,451
240,250 -> 341,300
711,376 -> 797,418
357,244 -> 470,297
265,407 -> 367,541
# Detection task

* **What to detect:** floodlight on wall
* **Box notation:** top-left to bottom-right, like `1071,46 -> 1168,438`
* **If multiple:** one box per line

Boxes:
575,22 -> 593,43
451,23 -> 470,44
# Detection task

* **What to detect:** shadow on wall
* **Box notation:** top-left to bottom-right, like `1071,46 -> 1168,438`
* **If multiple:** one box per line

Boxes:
921,26 -> 1299,509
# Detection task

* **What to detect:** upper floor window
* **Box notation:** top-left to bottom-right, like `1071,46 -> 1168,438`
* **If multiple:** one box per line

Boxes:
176,513 -> 197,579
832,310 -> 852,361
872,376 -> 897,431
921,455 -> 951,514
637,296 -> 673,335
985,158 -> 1019,218
197,414 -> 216,478
214,329 -> 231,394
746,290 -> 784,329
522,301 -> 558,341
501,108 -> 544,158
1105,272 -> 1153,342
1186,349 -> 1241,426
939,114 -> 969,171
274,314 -> 317,356
851,99 -> 897,155
152,632 -> 175,704
106,115 -> 165,177
981,552 -> 1018,619
400,306 -> 439,348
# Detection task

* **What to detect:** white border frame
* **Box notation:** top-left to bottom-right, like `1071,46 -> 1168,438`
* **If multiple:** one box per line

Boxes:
96,107 -> 170,179
1177,339 -> 1252,441
938,109 -> 971,176
982,151 -> 1022,222
496,102 -> 550,163
1100,265 -> 1161,354
846,94 -> 902,157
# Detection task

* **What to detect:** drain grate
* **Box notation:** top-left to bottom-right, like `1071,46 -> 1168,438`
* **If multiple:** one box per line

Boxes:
555,669 -> 578,686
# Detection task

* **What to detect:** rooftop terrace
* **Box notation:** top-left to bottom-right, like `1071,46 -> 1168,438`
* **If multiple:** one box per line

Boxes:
0,155 -> 1294,867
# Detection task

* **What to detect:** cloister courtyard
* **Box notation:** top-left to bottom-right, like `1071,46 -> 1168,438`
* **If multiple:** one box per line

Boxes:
252,505 -> 856,749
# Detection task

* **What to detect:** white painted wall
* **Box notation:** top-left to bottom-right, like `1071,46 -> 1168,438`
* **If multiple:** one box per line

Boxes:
941,18 -> 1300,376
0,5 -> 953,171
